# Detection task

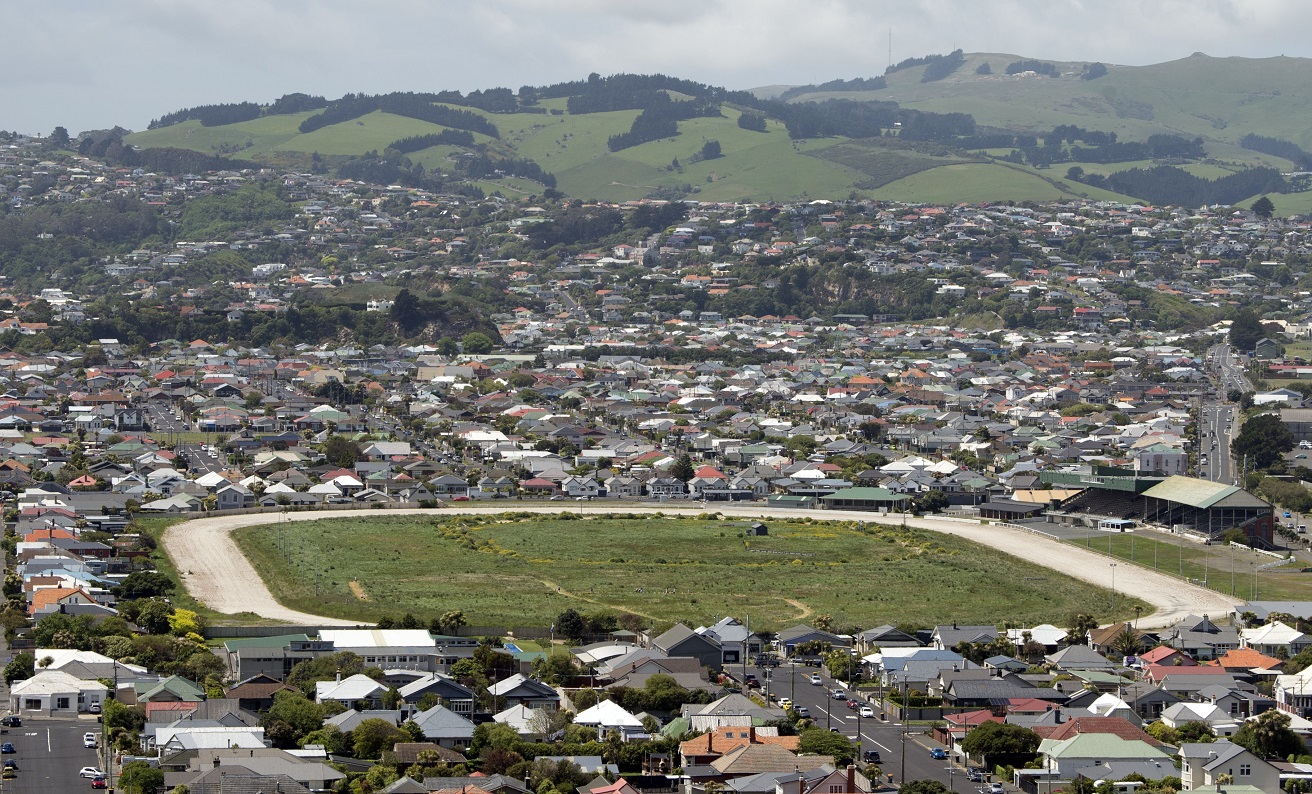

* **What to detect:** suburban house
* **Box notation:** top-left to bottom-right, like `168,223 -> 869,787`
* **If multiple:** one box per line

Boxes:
1179,740 -> 1279,792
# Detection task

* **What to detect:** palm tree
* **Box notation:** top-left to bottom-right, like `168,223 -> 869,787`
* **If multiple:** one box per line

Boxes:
1110,625 -> 1143,659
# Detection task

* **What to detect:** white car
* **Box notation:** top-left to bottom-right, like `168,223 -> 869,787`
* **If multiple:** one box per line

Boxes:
809,674 -> 822,685
81,767 -> 105,778
859,705 -> 875,718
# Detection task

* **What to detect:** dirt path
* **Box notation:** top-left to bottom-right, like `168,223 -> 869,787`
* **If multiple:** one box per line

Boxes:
539,578 -> 659,620
163,505 -> 1239,628
782,597 -> 814,621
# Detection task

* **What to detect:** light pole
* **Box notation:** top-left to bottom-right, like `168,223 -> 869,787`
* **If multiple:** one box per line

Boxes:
1109,563 -> 1118,615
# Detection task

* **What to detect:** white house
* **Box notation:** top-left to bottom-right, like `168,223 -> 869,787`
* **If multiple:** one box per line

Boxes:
9,669 -> 107,715
573,699 -> 646,742
1179,740 -> 1279,792
1160,702 -> 1240,737
1241,621 -> 1310,657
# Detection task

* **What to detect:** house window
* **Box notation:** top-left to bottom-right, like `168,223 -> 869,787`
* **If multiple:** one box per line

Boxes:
829,786 -> 844,793
24,699 -> 40,710
1239,765 -> 1251,777
56,697 -> 70,709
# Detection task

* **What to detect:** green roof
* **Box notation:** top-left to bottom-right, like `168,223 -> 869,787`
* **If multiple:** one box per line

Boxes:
1142,475 -> 1269,510
222,633 -> 310,651
1041,733 -> 1170,760
820,487 -> 910,502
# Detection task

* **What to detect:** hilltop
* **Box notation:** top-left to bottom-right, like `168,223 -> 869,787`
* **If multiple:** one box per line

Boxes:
115,54 -> 1312,208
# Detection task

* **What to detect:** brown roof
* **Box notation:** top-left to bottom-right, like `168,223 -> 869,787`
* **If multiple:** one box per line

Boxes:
388,742 -> 467,764
1032,716 -> 1163,746
681,726 -> 800,759
224,677 -> 300,700
709,744 -> 831,774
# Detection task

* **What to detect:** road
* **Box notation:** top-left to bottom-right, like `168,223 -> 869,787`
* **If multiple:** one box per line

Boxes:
162,504 -> 1239,629
0,717 -> 102,794
748,661 -> 987,791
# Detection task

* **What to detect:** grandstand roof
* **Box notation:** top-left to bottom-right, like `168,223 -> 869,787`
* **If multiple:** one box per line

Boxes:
1141,476 -> 1268,509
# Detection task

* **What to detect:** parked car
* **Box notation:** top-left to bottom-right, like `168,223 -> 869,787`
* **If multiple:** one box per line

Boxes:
778,697 -> 792,709
92,778 -> 108,789
930,748 -> 948,759
859,705 -> 875,718
2,760 -> 15,770
80,767 -> 105,778
966,769 -> 984,783
0,744 -> 12,754
83,732 -> 97,748
808,674 -> 822,685
862,750 -> 881,764
988,784 -> 1004,794
88,703 -> 101,714
0,716 -> 18,727
846,699 -> 859,710
831,688 -> 847,699
796,706 -> 811,718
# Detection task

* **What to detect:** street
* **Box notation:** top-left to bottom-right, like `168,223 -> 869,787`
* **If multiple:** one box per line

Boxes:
742,660 -> 997,792
0,717 -> 103,794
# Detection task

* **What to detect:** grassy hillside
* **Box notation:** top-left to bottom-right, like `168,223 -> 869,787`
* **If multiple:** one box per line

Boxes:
123,54 -> 1312,203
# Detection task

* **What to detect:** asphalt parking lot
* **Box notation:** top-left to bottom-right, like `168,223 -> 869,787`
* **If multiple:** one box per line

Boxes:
1,716 -> 104,794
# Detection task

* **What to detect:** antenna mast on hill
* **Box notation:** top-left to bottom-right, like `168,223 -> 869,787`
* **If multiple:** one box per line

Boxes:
888,28 -> 892,72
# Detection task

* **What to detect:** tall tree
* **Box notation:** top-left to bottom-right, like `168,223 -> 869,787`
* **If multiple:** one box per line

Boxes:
1231,413 -> 1294,470
1228,308 -> 1266,352
1252,195 -> 1275,219
1232,708 -> 1305,759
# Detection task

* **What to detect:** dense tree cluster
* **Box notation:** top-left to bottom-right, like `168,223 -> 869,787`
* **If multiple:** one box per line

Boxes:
1081,62 -> 1108,80
921,49 -> 967,82
388,130 -> 478,153
737,112 -> 768,132
777,76 -> 888,101
1240,133 -> 1312,169
607,94 -> 722,151
149,101 -> 263,129
298,92 -> 500,137
1072,164 -> 1286,208
1006,59 -> 1060,77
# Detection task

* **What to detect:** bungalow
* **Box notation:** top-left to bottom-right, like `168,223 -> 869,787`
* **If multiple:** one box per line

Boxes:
487,673 -> 560,710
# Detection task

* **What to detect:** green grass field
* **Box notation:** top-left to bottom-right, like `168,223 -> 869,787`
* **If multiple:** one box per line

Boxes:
232,512 -> 1142,631
1064,532 -> 1305,601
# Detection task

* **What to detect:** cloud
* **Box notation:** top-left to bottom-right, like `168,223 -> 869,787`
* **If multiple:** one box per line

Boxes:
4,0 -> 1312,134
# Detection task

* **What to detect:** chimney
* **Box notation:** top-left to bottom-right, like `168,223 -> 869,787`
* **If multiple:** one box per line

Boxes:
846,765 -> 855,793
213,756 -> 220,768
1054,708 -> 1061,724
797,766 -> 804,794
748,726 -> 756,743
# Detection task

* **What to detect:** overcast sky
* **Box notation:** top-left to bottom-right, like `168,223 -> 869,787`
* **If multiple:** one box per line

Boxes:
6,0 -> 1310,135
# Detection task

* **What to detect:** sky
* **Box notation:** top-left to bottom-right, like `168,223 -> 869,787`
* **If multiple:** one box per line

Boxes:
5,0 -> 1310,135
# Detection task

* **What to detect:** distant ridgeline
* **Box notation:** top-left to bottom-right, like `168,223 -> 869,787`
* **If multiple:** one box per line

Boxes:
134,65 -> 1305,206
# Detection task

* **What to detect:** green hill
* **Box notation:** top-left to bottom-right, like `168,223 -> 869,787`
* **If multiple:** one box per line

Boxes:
120,56 -> 1312,206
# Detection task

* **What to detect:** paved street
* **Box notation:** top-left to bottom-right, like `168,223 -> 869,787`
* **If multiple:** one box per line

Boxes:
743,661 -> 1000,792
1,717 -> 103,794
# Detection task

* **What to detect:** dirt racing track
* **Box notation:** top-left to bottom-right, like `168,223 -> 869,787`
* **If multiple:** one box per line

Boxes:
162,504 -> 1240,629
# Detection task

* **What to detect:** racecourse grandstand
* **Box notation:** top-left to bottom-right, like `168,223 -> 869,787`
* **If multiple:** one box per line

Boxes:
1041,466 -> 1274,547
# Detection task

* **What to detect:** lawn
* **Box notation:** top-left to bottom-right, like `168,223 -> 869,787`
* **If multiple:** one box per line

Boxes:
1064,531 -> 1307,601
232,512 -> 1142,631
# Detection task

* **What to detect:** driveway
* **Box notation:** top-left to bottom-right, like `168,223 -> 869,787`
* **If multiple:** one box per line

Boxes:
162,505 -> 1239,627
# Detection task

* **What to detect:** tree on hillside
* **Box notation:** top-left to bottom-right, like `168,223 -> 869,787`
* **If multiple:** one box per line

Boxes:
555,608 -> 586,642
1252,195 -> 1275,219
49,126 -> 71,149
1229,308 -> 1266,352
1232,413 -> 1294,470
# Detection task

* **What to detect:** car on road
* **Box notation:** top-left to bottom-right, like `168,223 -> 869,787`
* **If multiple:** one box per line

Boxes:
0,716 -> 18,727
88,702 -> 100,714
966,769 -> 984,782
778,697 -> 792,709
0,743 -> 12,754
988,784 -> 1004,794
795,706 -> 811,718
831,688 -> 846,699
808,674 -> 822,685
1286,511 -> 1293,518
930,748 -> 948,759
81,767 -> 105,778
92,777 -> 108,789
83,732 -> 98,748
1,767 -> 14,781
846,698 -> 859,709
859,705 -> 875,718
862,750 -> 881,764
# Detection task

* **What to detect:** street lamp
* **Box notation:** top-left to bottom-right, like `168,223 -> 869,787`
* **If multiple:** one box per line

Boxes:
1109,563 -> 1118,615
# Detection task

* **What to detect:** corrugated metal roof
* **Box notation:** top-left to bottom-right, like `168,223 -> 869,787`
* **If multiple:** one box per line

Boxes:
1141,476 -> 1240,509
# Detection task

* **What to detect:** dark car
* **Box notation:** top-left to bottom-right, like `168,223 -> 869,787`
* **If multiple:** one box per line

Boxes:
0,743 -> 12,754
2,760 -> 15,770
0,717 -> 18,728
862,750 -> 881,764
966,769 -> 984,783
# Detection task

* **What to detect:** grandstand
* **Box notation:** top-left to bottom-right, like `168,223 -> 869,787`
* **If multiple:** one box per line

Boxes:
1040,467 -> 1274,547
